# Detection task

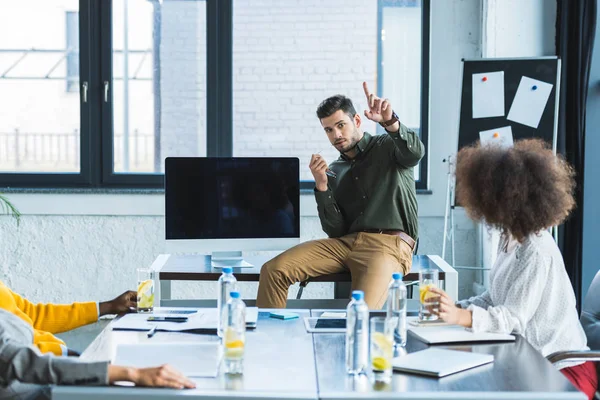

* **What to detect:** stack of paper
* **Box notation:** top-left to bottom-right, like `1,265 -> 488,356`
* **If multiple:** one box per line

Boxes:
114,342 -> 219,377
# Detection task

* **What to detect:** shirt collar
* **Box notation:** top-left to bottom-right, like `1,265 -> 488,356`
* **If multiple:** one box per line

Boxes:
340,132 -> 372,161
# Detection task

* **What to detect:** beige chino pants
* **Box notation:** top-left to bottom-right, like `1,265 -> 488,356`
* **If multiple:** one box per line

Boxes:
256,232 -> 413,309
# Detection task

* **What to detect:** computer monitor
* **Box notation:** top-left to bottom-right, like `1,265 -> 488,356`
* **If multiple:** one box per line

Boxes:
165,157 -> 300,267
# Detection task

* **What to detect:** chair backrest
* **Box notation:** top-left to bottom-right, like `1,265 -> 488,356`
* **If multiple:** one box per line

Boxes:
581,269 -> 600,350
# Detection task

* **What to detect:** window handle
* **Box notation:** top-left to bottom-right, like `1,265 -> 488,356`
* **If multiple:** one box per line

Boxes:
104,81 -> 109,102
82,81 -> 88,103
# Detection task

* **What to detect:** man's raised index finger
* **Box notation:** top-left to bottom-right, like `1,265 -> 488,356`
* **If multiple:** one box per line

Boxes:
362,81 -> 371,98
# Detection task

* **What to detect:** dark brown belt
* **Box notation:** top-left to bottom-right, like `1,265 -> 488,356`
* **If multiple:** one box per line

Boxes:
362,229 -> 416,250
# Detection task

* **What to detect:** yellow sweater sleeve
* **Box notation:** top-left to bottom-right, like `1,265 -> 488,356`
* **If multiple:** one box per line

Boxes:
36,341 -> 65,356
11,290 -> 98,334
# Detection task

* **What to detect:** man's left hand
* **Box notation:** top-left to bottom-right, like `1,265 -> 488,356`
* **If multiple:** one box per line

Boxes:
362,81 -> 393,123
99,290 -> 137,316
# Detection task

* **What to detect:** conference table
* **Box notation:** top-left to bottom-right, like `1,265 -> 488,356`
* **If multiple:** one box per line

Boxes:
52,309 -> 584,400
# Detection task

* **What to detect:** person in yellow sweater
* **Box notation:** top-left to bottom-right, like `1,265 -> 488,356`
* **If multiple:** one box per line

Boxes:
0,280 -> 137,356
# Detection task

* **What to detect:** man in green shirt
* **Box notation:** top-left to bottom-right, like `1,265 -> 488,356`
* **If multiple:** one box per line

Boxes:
257,82 -> 425,309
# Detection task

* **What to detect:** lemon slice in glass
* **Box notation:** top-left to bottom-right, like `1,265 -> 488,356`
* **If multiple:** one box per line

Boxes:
372,356 -> 391,371
137,279 -> 153,295
419,284 -> 434,303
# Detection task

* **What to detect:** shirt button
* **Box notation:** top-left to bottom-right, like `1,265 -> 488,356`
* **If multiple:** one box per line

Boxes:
360,212 -> 363,215
362,195 -> 366,199
355,177 -> 359,180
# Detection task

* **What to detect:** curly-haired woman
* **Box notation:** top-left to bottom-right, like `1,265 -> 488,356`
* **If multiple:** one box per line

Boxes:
428,139 -> 597,399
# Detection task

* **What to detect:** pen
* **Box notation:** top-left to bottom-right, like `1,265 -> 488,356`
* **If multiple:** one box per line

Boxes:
147,316 -> 188,322
147,325 -> 157,338
316,150 -> 337,178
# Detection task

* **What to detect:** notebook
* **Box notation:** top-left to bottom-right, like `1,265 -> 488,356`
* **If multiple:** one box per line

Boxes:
408,325 -> 515,344
392,348 -> 494,377
114,342 -> 219,377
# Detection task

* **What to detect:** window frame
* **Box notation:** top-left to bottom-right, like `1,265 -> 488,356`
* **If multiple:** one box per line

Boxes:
0,0 -> 429,192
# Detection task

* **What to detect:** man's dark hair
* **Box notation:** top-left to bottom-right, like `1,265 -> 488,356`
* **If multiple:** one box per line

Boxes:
455,139 -> 575,242
316,95 -> 357,120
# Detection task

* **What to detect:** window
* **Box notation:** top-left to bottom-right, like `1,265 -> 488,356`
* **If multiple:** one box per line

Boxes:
110,0 -> 207,176
378,0 -> 428,183
0,0 -> 428,190
0,1 -> 82,175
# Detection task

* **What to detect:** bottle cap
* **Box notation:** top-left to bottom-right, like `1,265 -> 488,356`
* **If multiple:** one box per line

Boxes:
230,291 -> 240,299
222,267 -> 233,274
392,272 -> 402,280
351,290 -> 364,301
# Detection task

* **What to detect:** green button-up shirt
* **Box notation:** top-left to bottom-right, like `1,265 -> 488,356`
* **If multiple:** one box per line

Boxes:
314,123 -> 425,240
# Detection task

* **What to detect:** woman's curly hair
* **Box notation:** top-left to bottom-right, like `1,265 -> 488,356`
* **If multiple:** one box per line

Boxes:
455,139 -> 576,242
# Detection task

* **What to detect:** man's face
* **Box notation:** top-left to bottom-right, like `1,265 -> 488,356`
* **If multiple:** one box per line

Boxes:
320,110 -> 362,153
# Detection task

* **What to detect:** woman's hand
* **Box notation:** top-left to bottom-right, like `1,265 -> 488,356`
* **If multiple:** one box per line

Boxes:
428,287 -> 472,328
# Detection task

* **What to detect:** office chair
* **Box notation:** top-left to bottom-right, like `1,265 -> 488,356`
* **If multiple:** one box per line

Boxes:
547,269 -> 600,397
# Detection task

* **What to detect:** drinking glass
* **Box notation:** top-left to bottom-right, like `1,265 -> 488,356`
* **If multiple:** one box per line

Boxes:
419,268 -> 439,321
370,316 -> 396,382
136,268 -> 155,313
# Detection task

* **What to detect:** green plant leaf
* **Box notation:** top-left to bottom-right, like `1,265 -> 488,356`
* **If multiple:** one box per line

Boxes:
0,194 -> 21,226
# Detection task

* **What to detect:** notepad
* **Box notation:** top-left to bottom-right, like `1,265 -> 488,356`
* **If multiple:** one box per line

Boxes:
114,343 -> 219,377
269,311 -> 299,320
392,348 -> 494,377
408,325 -> 515,344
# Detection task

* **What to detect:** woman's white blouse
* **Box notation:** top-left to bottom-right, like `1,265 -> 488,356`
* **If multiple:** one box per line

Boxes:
457,230 -> 588,369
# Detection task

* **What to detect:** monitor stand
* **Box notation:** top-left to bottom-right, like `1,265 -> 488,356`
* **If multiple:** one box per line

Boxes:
210,251 -> 254,268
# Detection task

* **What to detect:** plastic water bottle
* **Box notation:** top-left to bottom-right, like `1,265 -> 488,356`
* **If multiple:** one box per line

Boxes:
217,267 -> 237,337
386,272 -> 407,347
222,291 -> 246,374
346,290 -> 369,375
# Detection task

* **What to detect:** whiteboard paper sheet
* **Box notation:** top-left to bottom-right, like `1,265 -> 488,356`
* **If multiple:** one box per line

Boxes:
479,126 -> 514,148
507,76 -> 553,128
472,71 -> 505,119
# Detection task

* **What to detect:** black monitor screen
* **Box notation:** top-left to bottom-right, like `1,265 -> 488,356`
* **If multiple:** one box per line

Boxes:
165,157 -> 300,240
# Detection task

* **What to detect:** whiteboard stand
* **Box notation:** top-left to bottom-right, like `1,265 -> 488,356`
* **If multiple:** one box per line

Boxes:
442,155 -> 456,269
